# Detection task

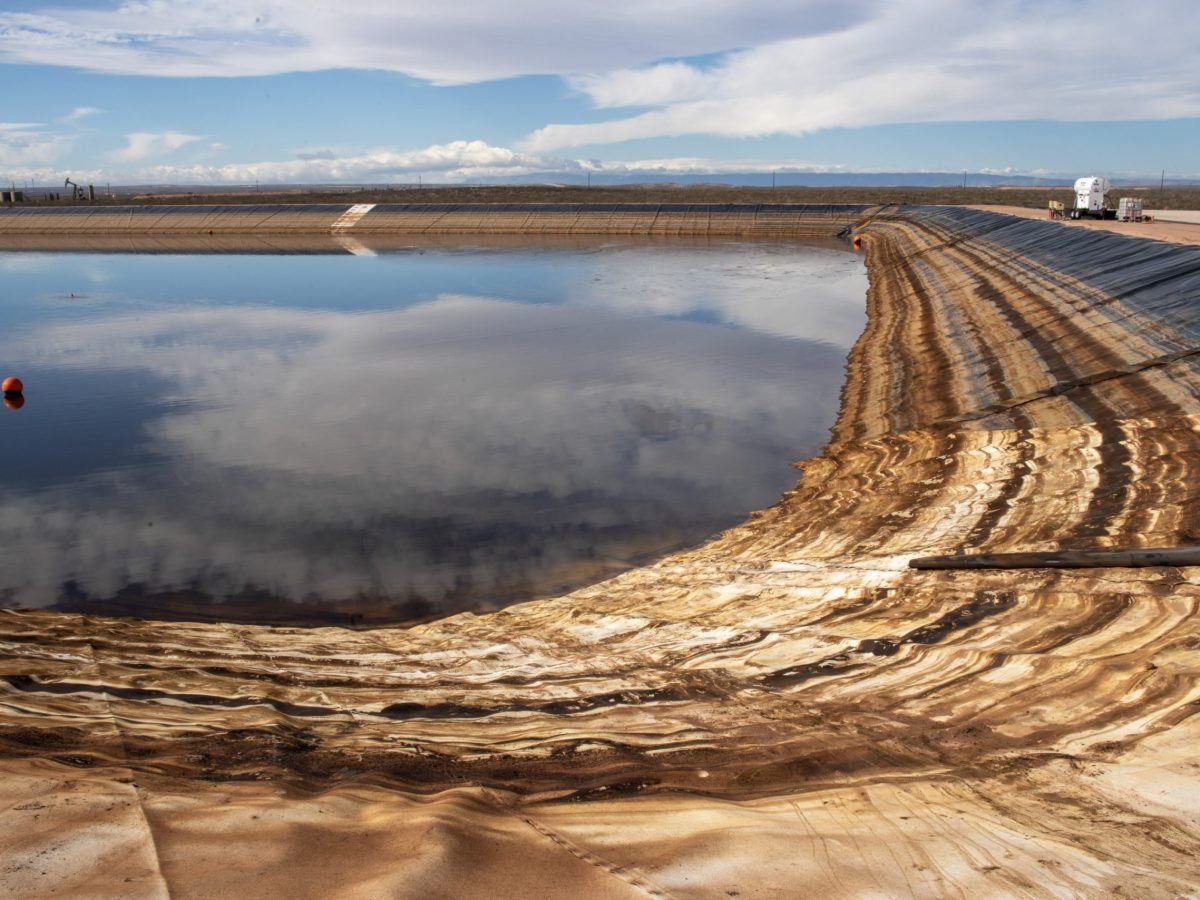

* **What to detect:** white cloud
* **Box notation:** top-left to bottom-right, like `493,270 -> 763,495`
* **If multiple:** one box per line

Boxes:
207,141 -> 230,152
60,106 -> 103,122
8,134 -> 1179,186
0,0 -> 870,83
0,121 -> 74,166
0,1 -> 1195,161
2,135 -> 1067,186
116,139 -> 566,182
55,140 -> 865,184
520,0 -> 1200,150
111,130 -> 203,162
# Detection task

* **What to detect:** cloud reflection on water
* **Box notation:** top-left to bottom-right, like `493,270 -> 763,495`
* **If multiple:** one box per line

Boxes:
0,244 -> 864,623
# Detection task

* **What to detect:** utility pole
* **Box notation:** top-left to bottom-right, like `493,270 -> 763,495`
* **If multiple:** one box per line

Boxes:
772,170 -> 776,189
587,172 -> 591,188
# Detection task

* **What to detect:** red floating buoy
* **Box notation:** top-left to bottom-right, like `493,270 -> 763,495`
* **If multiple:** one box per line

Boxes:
1,376 -> 23,394
852,235 -> 863,249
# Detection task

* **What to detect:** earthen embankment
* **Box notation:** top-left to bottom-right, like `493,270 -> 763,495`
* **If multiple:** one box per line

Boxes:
0,202 -> 869,238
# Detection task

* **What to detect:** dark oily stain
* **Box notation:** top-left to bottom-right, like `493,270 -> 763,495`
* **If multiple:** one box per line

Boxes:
2,674 -> 336,718
540,686 -> 699,715
858,639 -> 899,657
675,629 -> 772,664
856,591 -> 1017,655
48,754 -> 97,768
566,778 -> 661,802
734,741 -> 915,788
378,685 -> 702,720
0,631 -> 71,645
107,657 -> 652,693
903,591 -> 1017,644
759,653 -> 867,686
1027,593 -> 1132,652
126,726 -> 687,797
0,724 -> 88,750
376,702 -> 497,720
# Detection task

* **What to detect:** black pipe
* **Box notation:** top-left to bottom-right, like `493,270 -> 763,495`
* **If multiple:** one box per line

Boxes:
909,547 -> 1200,570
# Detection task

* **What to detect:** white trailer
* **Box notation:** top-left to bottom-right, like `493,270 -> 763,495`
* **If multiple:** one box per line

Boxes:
1070,176 -> 1115,219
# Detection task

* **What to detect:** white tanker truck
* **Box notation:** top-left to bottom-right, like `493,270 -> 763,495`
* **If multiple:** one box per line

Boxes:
1069,176 -> 1116,219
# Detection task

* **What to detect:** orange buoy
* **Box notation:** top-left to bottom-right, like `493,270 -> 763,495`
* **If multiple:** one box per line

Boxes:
3,393 -> 24,410
852,235 -> 863,250
1,376 -> 22,394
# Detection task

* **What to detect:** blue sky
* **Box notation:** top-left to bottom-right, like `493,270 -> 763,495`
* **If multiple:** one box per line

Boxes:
1,0 -> 1197,185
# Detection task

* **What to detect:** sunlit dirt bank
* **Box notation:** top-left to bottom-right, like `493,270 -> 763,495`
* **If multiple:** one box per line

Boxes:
1,204 -> 1199,898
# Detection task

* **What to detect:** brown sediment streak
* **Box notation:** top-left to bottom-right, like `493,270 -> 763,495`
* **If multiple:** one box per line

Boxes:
2,204 -> 1200,897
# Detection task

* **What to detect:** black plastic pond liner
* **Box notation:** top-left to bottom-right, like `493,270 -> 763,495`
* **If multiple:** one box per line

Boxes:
910,546 -> 1200,569
886,206 -> 1200,346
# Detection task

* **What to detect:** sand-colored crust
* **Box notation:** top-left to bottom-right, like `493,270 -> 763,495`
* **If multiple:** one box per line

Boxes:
1,204 -> 1199,897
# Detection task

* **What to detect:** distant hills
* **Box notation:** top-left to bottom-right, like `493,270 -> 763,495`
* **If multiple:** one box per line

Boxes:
98,172 -> 1197,194
526,172 -> 1073,188
508,172 -> 1200,188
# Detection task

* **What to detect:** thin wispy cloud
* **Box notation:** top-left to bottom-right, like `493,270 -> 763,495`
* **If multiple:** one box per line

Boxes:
60,106 -> 103,123
521,0 -> 1200,150
111,131 -> 203,162
0,0 -> 1195,147
0,2 -> 1194,182
0,120 -> 74,166
0,0 -> 869,83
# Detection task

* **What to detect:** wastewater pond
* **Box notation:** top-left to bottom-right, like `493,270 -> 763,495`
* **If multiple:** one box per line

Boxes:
0,237 -> 866,625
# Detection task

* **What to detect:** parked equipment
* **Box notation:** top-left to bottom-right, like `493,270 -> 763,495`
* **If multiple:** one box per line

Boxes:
1070,176 -> 1116,219
1116,197 -> 1146,222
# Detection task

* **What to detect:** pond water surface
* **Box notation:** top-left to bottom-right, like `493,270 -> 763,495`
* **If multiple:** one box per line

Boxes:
0,238 -> 865,625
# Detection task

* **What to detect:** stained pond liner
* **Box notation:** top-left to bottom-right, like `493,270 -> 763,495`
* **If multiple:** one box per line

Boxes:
1,203 -> 1199,896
